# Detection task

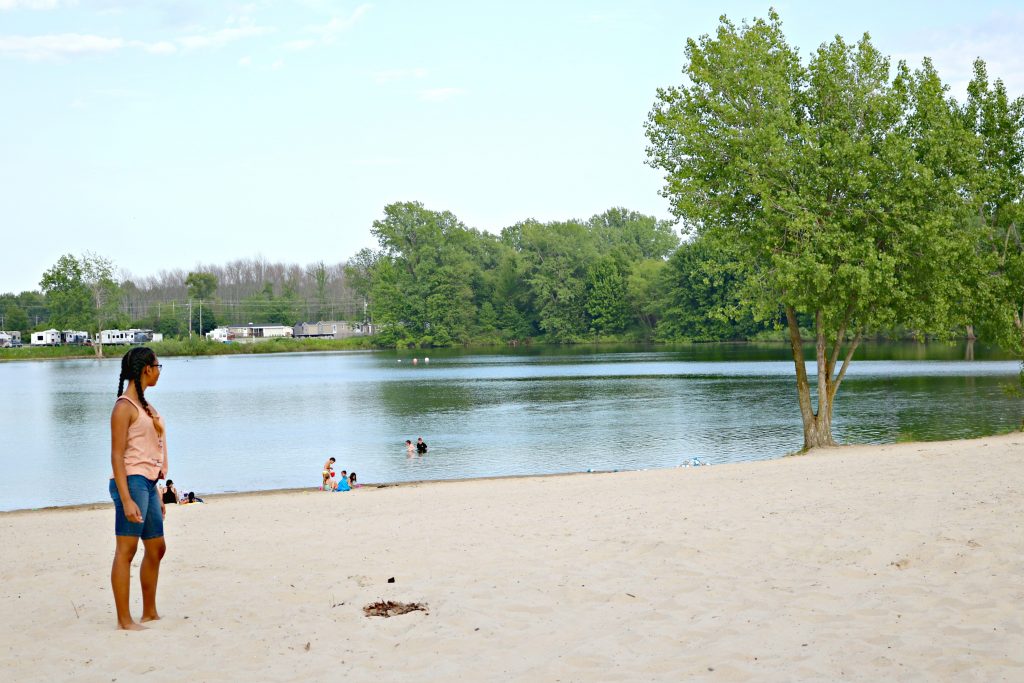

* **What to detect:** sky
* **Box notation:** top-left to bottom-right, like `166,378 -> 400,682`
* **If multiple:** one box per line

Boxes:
2,0 -> 1023,294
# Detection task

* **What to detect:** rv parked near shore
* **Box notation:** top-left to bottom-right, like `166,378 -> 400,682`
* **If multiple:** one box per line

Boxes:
31,329 -> 61,346
98,329 -> 163,345
60,330 -> 90,345
0,330 -> 22,348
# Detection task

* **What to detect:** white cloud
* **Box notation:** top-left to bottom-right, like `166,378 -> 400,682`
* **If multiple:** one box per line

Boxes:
281,3 -> 369,50
271,58 -> 283,70
0,33 -> 123,59
140,40 -> 176,55
282,38 -> 316,51
0,0 -> 70,9
309,4 -> 372,41
239,55 -> 251,67
419,87 -> 465,102
374,67 -> 428,84
178,24 -> 273,50
0,18 -> 273,61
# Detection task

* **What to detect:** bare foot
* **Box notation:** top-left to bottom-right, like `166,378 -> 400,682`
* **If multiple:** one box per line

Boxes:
140,613 -> 161,623
118,621 -> 147,631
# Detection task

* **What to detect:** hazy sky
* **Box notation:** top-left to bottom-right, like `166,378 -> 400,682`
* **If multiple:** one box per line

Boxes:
2,0 -> 1022,293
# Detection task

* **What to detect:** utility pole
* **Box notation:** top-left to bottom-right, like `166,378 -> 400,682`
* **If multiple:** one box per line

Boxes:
188,300 -> 193,339
199,299 -> 203,337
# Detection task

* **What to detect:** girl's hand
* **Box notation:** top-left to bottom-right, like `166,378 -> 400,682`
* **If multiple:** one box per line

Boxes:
124,499 -> 143,523
160,500 -> 166,518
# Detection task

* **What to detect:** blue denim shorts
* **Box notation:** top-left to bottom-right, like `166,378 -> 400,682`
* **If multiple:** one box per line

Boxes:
109,475 -> 164,539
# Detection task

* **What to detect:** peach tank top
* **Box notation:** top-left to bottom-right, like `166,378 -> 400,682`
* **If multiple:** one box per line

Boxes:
110,394 -> 168,481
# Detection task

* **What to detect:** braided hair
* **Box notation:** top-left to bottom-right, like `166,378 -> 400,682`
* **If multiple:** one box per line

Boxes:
116,347 -> 164,436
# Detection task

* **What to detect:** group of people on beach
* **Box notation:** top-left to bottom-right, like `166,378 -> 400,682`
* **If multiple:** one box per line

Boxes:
321,457 -> 358,491
158,480 -> 203,505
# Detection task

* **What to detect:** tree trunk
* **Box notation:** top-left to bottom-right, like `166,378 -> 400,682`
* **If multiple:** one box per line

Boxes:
784,305 -> 856,451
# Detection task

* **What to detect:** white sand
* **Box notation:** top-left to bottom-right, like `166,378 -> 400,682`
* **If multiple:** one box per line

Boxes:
1,433 -> 1022,682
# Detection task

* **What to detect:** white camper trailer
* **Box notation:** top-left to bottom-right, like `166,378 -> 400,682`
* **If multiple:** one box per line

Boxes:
61,330 -> 90,345
99,329 -> 134,345
206,327 -> 232,342
0,330 -> 21,347
31,329 -> 61,346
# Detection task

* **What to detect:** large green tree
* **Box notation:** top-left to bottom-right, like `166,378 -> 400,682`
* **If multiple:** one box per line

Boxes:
656,237 -> 767,341
185,271 -> 219,335
646,12 -> 977,448
186,271 -> 218,301
518,219 -> 597,342
586,256 -> 629,335
39,254 -> 92,330
2,303 -> 29,335
368,202 -> 479,345
962,60 -> 1024,357
81,252 -> 120,350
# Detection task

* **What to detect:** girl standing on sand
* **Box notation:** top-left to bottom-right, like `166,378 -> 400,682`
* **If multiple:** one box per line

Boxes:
109,347 -> 168,631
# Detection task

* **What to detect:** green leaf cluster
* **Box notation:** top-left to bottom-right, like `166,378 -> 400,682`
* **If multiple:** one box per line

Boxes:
359,202 -> 680,346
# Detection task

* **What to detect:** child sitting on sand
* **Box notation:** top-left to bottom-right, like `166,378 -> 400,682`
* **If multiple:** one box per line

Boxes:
335,470 -> 351,492
349,472 -> 359,489
322,457 -> 336,489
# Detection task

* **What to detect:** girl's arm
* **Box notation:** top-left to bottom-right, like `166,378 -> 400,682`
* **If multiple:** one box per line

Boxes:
111,401 -> 142,523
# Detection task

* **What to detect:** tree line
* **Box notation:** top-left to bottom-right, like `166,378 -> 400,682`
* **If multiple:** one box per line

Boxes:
1,256 -> 364,339
2,12 -> 1021,378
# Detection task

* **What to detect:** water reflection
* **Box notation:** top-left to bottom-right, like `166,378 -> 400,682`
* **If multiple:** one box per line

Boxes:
0,345 -> 1019,510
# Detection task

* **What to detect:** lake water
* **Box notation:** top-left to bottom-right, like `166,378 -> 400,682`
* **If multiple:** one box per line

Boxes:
0,343 -> 1020,511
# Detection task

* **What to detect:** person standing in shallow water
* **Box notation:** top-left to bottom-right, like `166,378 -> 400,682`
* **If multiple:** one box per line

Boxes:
109,347 -> 169,631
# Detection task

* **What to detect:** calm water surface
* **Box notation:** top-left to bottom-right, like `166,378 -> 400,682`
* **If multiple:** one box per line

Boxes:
0,344 -> 1020,510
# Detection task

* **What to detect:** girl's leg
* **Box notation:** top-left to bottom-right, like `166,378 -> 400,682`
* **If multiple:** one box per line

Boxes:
111,535 -> 144,630
140,536 -> 166,622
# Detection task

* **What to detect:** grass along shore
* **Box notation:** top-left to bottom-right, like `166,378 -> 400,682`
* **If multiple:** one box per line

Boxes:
0,335 -> 377,361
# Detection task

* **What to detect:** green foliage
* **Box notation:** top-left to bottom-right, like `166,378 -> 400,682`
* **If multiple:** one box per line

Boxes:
519,219 -> 596,342
241,282 -> 301,326
185,271 -> 218,301
39,254 -> 93,330
645,10 -> 984,446
2,303 -> 29,334
624,259 -> 665,337
961,59 -> 1024,358
309,261 -> 329,320
586,257 -> 629,335
367,202 -> 481,345
656,237 -> 770,341
588,207 -> 679,264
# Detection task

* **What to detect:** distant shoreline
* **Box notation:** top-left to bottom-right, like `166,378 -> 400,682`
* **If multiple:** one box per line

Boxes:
0,467 -> 652,515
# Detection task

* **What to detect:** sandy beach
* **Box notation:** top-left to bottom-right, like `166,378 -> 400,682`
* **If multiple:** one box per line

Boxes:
1,433 -> 1022,682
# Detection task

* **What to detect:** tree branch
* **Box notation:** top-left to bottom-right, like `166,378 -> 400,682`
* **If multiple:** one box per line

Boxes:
828,330 -> 863,403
